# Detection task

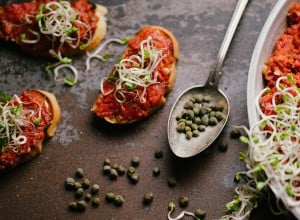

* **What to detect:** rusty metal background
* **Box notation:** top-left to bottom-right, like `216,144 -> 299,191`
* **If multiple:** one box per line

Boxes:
0,0 -> 296,219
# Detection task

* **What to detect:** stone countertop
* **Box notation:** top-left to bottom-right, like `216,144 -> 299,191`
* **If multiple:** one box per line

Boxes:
0,0 -> 296,219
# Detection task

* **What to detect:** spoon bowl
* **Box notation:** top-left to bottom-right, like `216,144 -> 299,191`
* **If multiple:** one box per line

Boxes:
167,0 -> 249,158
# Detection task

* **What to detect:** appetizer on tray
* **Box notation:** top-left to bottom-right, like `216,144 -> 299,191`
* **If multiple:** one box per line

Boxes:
92,26 -> 179,124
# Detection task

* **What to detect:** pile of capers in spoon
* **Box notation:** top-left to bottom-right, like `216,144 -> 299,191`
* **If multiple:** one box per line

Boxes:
176,94 -> 226,139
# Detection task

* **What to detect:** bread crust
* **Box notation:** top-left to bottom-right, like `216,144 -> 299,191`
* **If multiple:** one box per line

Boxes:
92,26 -> 179,124
0,90 -> 61,171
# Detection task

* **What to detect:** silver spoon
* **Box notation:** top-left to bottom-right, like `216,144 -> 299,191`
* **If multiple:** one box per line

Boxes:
168,0 -> 249,158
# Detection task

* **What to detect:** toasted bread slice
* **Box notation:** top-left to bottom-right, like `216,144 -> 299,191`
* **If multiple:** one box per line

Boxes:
92,26 -> 179,124
0,90 -> 61,171
0,0 -> 107,58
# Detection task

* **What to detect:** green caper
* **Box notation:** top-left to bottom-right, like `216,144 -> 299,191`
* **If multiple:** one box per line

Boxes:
74,181 -> 82,189
183,110 -> 194,119
68,201 -> 77,211
103,165 -> 111,175
167,177 -> 177,187
185,126 -> 192,133
177,118 -> 186,124
75,188 -> 84,198
143,192 -> 154,205
185,120 -> 193,126
194,94 -> 203,103
211,103 -> 224,111
105,192 -> 115,203
198,125 -> 206,132
111,163 -> 119,170
154,148 -> 164,159
179,196 -> 189,208
91,184 -> 100,195
191,123 -> 198,130
208,116 -> 218,126
75,168 -> 84,178
176,122 -> 186,132
218,140 -> 228,152
103,158 -> 112,166
91,197 -> 101,207
230,127 -> 242,139
129,173 -> 139,184
116,165 -> 126,176
193,117 -> 201,125
203,95 -> 211,102
76,200 -> 87,212
185,131 -> 193,139
176,114 -> 182,120
192,130 -> 200,137
215,111 -> 225,121
85,193 -> 92,202
113,195 -> 124,206
193,106 -> 200,115
209,111 -> 216,117
127,166 -> 136,177
153,167 -> 160,176
131,156 -> 140,167
65,177 -> 75,190
82,178 -> 90,189
194,208 -> 206,219
184,101 -> 194,109
201,115 -> 209,126
109,168 -> 118,180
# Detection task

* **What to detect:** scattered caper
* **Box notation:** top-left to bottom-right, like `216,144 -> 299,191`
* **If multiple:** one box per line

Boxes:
198,125 -> 206,132
143,192 -> 154,205
127,166 -> 136,177
65,177 -> 75,190
85,193 -> 92,202
154,148 -> 163,159
103,165 -> 111,175
91,184 -> 100,195
103,158 -> 112,166
109,168 -> 118,180
74,182 -> 82,189
113,195 -> 124,206
167,177 -> 177,187
153,167 -> 160,176
105,192 -> 115,203
230,127 -> 242,139
194,208 -> 206,219
111,163 -> 119,170
91,197 -> 100,207
116,165 -> 126,176
68,201 -> 77,211
218,140 -> 228,152
179,196 -> 189,208
82,178 -> 90,189
75,168 -> 84,178
129,173 -> 139,184
76,200 -> 87,212
75,188 -> 84,198
131,156 -> 140,167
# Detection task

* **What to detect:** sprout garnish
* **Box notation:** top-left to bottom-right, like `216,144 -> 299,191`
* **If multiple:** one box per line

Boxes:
0,94 -> 42,153
222,75 -> 300,219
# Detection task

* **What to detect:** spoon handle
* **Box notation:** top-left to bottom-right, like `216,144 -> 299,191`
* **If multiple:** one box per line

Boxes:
207,0 -> 249,86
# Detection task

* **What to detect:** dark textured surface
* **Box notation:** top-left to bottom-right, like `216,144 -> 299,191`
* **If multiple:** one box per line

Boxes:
0,0 -> 296,219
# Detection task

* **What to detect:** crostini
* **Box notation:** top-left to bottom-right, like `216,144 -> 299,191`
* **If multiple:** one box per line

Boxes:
92,26 -> 179,124
0,0 -> 107,60
0,90 -> 61,171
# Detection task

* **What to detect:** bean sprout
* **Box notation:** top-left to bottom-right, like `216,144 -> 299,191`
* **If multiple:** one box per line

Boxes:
222,75 -> 300,219
0,94 -> 41,153
100,36 -> 166,103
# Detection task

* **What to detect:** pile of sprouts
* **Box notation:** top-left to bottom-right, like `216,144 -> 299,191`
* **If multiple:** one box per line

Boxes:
222,74 -> 300,219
